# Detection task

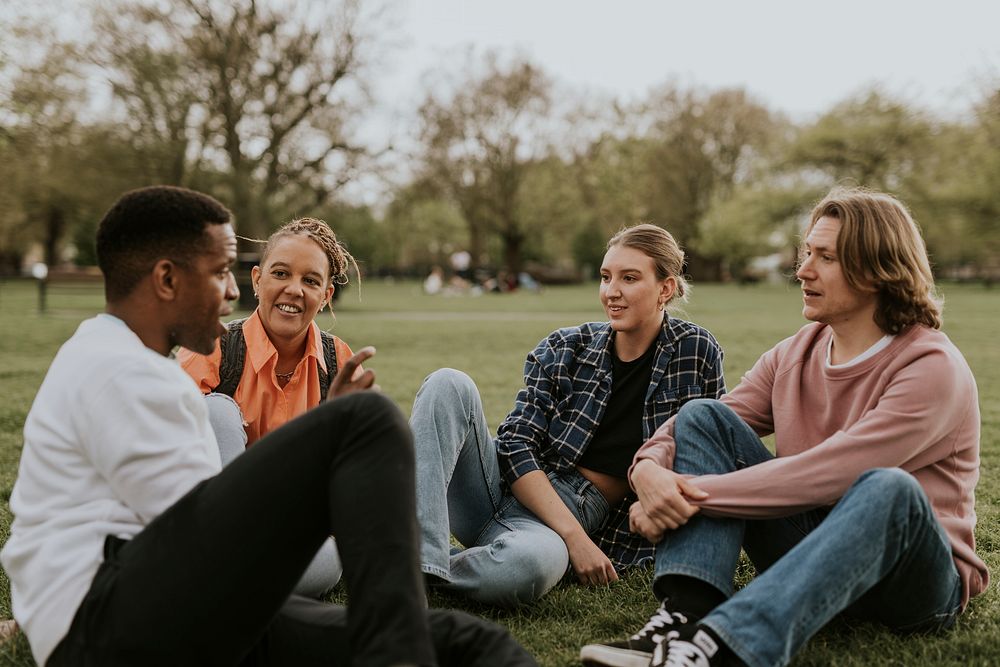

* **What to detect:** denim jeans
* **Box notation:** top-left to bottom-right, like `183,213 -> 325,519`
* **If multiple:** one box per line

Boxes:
205,393 -> 343,598
411,369 -> 612,606
655,399 -> 962,667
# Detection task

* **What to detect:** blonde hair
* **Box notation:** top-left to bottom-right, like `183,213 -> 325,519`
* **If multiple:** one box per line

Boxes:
607,223 -> 689,306
807,187 -> 942,333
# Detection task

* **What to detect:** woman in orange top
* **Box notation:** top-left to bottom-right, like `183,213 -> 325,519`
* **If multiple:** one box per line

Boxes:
179,217 -> 367,597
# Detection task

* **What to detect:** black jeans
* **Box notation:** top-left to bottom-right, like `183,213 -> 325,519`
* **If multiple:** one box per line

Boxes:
48,392 -> 535,666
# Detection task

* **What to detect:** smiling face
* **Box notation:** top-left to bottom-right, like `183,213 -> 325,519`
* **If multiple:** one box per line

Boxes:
172,223 -> 239,355
796,216 -> 878,329
251,233 -> 334,346
600,244 -> 675,342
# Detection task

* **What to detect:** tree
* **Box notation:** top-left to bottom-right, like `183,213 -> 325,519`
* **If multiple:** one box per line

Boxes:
94,17 -> 204,186
417,52 -> 552,274
787,89 -> 932,191
381,182 -> 468,274
639,86 -> 781,279
516,155 -> 590,272
696,183 -> 820,281
95,0 -> 387,240
0,35 -> 138,271
963,88 -> 1000,278
786,88 -> 1000,279
916,89 -> 1000,280
558,101 -> 660,273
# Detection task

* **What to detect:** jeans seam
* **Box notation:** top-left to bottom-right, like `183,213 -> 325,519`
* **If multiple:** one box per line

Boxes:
472,412 -> 503,513
421,563 -> 451,581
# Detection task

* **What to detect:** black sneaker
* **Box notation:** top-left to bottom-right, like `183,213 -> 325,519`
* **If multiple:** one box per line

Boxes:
651,623 -> 721,667
580,602 -> 693,667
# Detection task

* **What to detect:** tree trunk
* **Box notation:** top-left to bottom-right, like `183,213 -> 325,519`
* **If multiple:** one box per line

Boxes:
503,232 -> 524,276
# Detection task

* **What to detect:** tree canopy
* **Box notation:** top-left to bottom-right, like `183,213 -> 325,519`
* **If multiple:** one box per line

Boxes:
2,2 -> 998,283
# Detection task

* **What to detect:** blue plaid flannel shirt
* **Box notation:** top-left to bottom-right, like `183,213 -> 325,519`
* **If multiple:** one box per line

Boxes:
495,315 -> 726,571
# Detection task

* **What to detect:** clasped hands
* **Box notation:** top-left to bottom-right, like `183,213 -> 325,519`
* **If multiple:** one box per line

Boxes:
629,459 -> 708,543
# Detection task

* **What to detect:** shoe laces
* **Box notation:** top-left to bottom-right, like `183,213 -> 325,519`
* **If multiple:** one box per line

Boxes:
632,603 -> 689,642
661,640 -> 710,667
653,629 -> 718,667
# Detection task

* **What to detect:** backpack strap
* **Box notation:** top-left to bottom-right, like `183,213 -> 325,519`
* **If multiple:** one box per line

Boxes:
216,318 -> 338,401
214,318 -> 248,398
317,330 -> 339,402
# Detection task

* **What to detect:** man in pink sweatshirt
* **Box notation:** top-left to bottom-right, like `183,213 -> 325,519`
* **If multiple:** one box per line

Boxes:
581,187 -> 988,667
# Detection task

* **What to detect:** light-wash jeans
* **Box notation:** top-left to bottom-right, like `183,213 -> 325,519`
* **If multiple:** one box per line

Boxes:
410,369 -> 612,606
655,399 -> 963,667
205,393 -> 342,598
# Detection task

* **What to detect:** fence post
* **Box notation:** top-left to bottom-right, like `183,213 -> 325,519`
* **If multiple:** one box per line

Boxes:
32,263 -> 49,314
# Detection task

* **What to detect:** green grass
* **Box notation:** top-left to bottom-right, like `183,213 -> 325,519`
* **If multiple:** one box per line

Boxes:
0,278 -> 997,666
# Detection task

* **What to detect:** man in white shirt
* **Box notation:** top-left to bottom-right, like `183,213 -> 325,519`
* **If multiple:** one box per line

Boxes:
2,185 -> 534,666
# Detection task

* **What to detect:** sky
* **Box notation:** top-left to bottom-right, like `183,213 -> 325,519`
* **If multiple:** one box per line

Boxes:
379,0 -> 1000,121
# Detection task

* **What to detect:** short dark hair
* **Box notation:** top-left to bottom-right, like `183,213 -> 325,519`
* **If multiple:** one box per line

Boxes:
96,186 -> 232,300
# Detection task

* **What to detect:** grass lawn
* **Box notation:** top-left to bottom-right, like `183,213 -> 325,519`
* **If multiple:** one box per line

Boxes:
0,277 -> 996,665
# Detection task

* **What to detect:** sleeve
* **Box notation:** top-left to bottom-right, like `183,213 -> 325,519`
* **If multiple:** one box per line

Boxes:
691,348 -> 976,518
494,337 -> 560,485
332,336 -> 361,380
81,363 -> 221,522
631,342 -> 779,477
700,332 -> 727,400
177,341 -> 222,394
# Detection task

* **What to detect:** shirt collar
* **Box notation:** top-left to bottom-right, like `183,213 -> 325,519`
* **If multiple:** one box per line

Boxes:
579,313 -> 682,368
243,309 -> 326,374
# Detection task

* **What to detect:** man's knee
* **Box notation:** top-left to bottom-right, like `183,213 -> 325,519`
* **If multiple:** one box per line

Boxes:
842,468 -> 931,528
853,468 -> 924,505
318,391 -> 412,455
674,399 -> 739,447
326,390 -> 404,425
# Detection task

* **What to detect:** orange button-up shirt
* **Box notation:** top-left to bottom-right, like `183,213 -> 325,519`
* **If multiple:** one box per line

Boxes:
178,309 -> 353,446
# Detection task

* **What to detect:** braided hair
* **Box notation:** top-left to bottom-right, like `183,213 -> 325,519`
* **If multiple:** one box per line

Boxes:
245,217 -> 359,317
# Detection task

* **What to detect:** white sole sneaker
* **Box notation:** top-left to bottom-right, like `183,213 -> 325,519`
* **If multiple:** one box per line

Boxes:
579,643 -> 653,667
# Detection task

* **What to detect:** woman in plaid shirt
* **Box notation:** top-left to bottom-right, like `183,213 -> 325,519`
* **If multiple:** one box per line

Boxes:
410,224 -> 726,605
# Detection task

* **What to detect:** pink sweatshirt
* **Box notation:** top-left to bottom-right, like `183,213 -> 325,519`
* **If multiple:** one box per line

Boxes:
633,322 -> 988,608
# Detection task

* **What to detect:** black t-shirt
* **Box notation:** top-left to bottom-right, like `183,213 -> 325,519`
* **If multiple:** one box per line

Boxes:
577,338 -> 657,478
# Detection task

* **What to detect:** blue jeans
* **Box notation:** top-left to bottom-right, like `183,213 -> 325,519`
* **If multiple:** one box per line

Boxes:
655,399 -> 962,667
204,393 -> 343,598
410,369 -> 612,606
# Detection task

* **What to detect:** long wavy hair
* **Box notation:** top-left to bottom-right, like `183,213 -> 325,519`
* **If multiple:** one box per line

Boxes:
807,187 -> 942,334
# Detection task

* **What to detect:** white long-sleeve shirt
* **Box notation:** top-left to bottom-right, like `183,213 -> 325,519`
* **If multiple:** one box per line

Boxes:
1,315 -> 221,665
